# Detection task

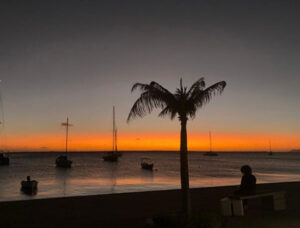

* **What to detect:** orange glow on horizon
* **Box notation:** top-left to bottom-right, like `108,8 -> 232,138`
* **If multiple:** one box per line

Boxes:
1,132 -> 299,152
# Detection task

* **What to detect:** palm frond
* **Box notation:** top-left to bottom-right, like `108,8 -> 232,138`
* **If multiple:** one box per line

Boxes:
191,81 -> 226,108
127,81 -> 176,122
158,105 -> 178,120
131,83 -> 149,93
128,79 -> 226,123
187,77 -> 205,96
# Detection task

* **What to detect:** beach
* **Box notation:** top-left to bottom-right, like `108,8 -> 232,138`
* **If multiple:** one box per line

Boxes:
1,181 -> 300,227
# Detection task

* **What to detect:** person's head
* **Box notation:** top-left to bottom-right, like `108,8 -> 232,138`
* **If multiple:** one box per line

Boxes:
27,176 -> 30,181
241,165 -> 252,175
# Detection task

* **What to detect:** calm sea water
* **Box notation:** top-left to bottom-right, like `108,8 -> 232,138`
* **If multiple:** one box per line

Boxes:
0,152 -> 300,201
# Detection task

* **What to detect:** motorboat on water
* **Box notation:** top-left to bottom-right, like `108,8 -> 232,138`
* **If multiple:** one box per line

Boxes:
0,153 -> 9,165
141,157 -> 154,171
21,176 -> 38,194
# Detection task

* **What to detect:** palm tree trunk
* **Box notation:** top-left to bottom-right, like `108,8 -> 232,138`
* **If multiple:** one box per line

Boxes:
180,117 -> 191,219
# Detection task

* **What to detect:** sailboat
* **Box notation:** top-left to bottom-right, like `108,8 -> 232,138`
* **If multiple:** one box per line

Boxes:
0,80 -> 9,166
203,131 -> 218,156
268,140 -> 273,156
103,107 -> 119,162
56,117 -> 73,168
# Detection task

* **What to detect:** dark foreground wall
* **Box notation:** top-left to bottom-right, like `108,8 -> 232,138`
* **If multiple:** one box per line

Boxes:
0,182 -> 299,228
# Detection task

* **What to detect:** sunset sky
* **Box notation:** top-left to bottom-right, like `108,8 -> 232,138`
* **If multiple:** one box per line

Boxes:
0,0 -> 299,151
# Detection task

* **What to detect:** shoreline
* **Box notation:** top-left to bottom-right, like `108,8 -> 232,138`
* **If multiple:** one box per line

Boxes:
5,150 -> 299,153
1,181 -> 300,227
0,181 -> 297,203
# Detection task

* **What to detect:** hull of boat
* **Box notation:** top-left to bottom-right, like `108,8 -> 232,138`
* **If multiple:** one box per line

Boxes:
0,157 -> 9,165
103,153 -> 118,162
56,160 -> 72,168
117,152 -> 122,157
21,180 -> 38,189
21,180 -> 38,194
56,156 -> 72,168
203,152 -> 218,156
141,162 -> 154,170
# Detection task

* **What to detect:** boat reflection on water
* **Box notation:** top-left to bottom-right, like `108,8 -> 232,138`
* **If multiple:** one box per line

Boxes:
140,169 -> 154,184
107,162 -> 118,193
55,167 -> 72,196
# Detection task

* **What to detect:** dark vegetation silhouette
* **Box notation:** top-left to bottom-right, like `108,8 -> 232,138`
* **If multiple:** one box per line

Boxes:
127,78 -> 226,218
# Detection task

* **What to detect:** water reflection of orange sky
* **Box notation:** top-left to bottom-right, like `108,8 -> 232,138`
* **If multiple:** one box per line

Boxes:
69,176 -> 241,188
2,132 -> 299,152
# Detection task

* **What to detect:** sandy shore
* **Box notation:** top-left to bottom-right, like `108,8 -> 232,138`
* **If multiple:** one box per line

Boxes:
0,182 -> 300,227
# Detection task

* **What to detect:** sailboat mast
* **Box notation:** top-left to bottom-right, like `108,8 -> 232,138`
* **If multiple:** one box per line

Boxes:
0,80 -> 5,129
0,80 -> 5,153
112,106 -> 115,152
65,117 -> 69,154
209,131 -> 212,153
115,128 -> 117,152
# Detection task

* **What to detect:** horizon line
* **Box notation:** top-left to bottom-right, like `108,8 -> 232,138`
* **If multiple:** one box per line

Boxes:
4,149 -> 299,153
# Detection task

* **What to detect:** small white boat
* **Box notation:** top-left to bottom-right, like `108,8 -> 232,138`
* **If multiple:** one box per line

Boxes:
21,176 -> 38,194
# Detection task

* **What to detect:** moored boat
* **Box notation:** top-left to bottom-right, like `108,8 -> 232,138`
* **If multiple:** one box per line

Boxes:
21,176 -> 38,194
203,131 -> 218,156
141,158 -> 154,171
56,117 -> 73,168
103,152 -> 118,162
0,82 -> 9,166
0,153 -> 9,165
268,140 -> 273,156
203,151 -> 218,156
103,107 -> 119,162
56,155 -> 72,168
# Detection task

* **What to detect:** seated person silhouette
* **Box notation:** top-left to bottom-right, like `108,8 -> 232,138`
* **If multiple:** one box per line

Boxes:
234,165 -> 256,197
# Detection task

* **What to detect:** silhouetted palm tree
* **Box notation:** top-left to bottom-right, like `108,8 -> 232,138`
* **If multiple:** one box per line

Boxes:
127,78 -> 226,218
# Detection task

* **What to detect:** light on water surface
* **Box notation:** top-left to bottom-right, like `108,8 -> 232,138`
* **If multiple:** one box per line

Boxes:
1,152 -> 300,201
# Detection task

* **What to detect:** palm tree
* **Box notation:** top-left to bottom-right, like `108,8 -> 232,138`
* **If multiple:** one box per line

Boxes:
127,78 -> 226,218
